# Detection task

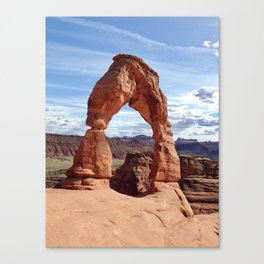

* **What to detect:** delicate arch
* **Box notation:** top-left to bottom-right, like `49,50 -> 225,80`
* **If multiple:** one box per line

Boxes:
66,54 -> 180,182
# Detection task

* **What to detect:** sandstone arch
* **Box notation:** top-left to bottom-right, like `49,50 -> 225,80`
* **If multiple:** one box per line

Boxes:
64,54 -> 180,187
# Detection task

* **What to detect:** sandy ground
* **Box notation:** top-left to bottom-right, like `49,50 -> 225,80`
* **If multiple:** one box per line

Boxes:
46,188 -> 219,248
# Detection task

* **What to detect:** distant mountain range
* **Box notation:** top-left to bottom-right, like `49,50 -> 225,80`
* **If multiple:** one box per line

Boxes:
176,138 -> 219,160
46,133 -> 219,160
111,134 -> 153,141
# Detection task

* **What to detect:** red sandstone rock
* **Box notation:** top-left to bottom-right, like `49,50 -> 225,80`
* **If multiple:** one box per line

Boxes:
66,129 -> 112,179
86,54 -> 180,182
179,155 -> 219,214
179,155 -> 218,178
109,152 -> 218,215
46,188 -> 218,247
110,152 -> 153,196
56,178 -> 110,191
59,54 -> 180,190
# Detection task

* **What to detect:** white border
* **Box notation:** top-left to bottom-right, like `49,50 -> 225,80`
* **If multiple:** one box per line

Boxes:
1,0 -> 264,263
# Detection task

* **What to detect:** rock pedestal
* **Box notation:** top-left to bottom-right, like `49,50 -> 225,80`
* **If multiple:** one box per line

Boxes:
66,129 -> 112,179
56,129 -> 112,190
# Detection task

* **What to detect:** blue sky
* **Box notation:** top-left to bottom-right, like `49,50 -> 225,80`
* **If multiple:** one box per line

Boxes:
46,17 -> 219,141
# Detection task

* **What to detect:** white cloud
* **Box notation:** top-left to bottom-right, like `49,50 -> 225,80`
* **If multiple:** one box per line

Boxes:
203,40 -> 219,57
46,116 -> 86,135
45,92 -> 219,141
193,86 -> 218,104
167,86 -> 219,140
203,40 -> 212,48
168,86 -> 219,112
212,41 -> 219,48
214,49 -> 219,57
105,86 -> 219,140
45,100 -> 153,137
45,102 -> 86,135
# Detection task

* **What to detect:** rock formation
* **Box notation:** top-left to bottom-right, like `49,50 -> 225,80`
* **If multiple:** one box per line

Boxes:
179,155 -> 219,214
179,155 -> 219,177
110,152 -> 219,215
47,55 -> 219,248
57,54 -> 180,189
66,129 -> 112,179
110,152 -> 153,196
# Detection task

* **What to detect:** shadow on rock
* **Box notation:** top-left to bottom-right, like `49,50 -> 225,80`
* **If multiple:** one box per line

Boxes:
110,152 -> 153,197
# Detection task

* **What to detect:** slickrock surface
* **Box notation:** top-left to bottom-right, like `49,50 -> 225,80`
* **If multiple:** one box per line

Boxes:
56,178 -> 110,191
46,187 -> 218,248
179,155 -> 219,214
65,54 -> 180,184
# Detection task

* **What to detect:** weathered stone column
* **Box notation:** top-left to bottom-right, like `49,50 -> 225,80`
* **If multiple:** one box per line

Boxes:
56,128 -> 112,190
65,128 -> 112,179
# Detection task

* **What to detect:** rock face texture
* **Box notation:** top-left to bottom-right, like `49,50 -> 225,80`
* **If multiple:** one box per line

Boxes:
66,129 -> 112,179
180,155 -> 219,177
59,54 -> 180,189
110,152 -> 153,196
179,155 -> 219,214
111,152 -> 219,215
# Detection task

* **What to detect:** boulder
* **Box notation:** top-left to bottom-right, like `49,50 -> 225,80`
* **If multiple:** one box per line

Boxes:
110,152 -> 153,196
